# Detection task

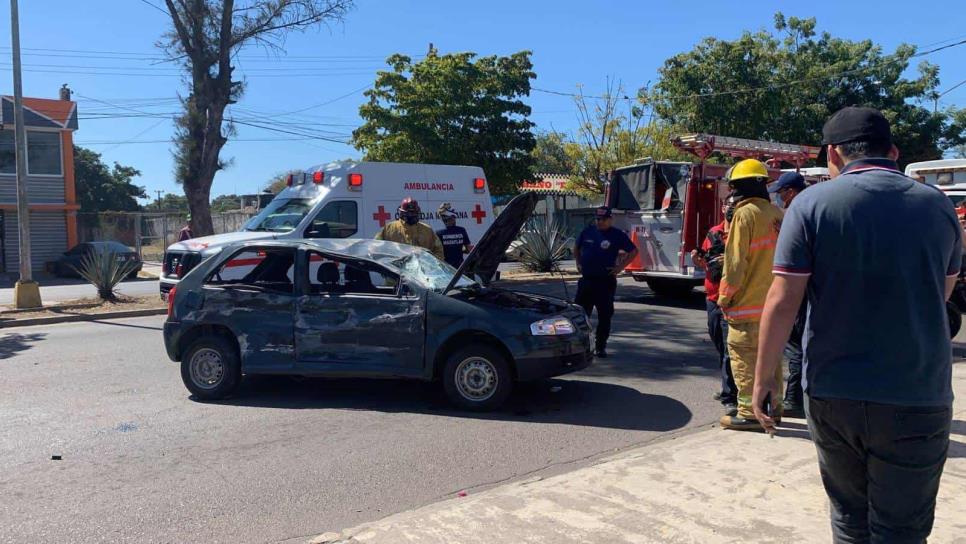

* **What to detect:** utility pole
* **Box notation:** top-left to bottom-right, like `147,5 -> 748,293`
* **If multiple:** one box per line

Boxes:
9,0 -> 40,308
155,189 -> 164,211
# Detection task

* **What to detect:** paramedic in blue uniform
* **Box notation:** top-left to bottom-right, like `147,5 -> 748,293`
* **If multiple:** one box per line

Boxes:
435,203 -> 473,268
574,206 -> 639,358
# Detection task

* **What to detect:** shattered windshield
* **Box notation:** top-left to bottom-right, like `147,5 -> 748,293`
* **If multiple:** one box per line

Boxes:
244,198 -> 313,232
394,251 -> 476,292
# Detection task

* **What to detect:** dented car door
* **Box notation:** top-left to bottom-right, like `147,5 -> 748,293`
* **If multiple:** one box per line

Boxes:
294,250 -> 425,370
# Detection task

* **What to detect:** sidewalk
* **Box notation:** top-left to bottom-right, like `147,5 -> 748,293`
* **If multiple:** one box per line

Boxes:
313,363 -> 966,544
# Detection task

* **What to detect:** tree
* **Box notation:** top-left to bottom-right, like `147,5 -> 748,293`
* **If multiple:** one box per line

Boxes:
156,193 -> 190,213
265,169 -> 302,193
649,13 -> 964,167
211,194 -> 242,212
158,0 -> 354,236
353,48 -> 536,195
531,132 -> 575,175
563,81 -> 689,194
74,146 -> 146,212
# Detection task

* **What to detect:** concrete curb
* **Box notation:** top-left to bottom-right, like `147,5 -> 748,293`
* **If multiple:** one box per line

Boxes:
0,307 -> 166,328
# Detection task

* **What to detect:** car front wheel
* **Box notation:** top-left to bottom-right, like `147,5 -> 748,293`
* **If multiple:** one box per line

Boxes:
443,344 -> 513,411
180,336 -> 241,400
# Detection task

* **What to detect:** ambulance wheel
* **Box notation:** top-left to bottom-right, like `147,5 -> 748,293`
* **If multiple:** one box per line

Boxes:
947,301 -> 961,338
646,278 -> 693,298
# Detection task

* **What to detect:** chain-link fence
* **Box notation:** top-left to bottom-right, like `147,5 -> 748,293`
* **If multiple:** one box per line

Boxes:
77,210 -> 256,262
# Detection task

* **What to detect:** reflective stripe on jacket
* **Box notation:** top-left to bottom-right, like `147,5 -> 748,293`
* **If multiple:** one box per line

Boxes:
718,197 -> 784,322
375,219 -> 445,260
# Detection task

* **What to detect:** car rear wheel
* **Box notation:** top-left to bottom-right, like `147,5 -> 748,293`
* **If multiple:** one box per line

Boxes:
180,336 -> 241,400
443,344 -> 513,411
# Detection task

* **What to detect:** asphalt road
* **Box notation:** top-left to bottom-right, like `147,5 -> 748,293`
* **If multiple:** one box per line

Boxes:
0,279 -> 726,544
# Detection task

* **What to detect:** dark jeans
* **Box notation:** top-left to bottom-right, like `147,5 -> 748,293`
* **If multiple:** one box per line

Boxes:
806,396 -> 952,544
785,302 -> 807,406
576,276 -> 617,349
705,298 -> 736,403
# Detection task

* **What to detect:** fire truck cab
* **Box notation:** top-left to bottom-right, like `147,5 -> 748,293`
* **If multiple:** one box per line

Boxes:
607,134 -> 820,297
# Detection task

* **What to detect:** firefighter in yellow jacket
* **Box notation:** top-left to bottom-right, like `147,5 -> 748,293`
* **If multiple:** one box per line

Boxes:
375,197 -> 445,260
717,159 -> 784,431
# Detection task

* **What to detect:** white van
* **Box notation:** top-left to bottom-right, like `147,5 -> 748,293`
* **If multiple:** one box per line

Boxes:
159,161 -> 495,297
905,159 -> 966,205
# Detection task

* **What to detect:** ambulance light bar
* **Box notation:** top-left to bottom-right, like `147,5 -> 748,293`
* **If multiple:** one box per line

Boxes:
348,173 -> 363,191
473,177 -> 486,193
313,171 -> 323,184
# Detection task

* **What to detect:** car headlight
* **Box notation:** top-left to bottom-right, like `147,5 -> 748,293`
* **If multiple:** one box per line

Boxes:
530,316 -> 576,336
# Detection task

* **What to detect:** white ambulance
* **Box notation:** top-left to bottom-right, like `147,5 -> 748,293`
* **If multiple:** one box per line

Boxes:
159,161 -> 495,297
905,158 -> 966,206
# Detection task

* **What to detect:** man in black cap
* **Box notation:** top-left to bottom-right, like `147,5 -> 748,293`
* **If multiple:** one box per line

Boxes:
753,106 -> 961,542
574,206 -> 638,357
767,171 -> 809,418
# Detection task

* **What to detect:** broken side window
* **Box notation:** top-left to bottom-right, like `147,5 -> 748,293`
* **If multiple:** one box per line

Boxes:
206,247 -> 296,294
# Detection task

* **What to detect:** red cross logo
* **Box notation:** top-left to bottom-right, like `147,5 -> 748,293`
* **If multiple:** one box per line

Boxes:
373,205 -> 392,227
471,204 -> 487,224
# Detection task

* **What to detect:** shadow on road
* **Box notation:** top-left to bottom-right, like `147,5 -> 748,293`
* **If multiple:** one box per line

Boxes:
207,376 -> 693,433
0,332 -> 47,359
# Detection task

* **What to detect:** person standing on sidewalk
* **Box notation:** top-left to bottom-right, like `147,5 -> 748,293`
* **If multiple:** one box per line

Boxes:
692,197 -> 738,416
767,172 -> 809,418
574,206 -> 638,358
716,159 -> 784,431
178,214 -> 194,242
754,106 -> 961,542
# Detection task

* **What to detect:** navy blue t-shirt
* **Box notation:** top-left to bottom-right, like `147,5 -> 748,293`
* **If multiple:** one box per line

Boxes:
773,158 -> 962,406
577,225 -> 636,278
436,225 -> 471,268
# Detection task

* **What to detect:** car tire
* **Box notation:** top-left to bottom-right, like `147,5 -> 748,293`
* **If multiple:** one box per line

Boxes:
442,344 -> 513,411
180,336 -> 242,400
947,301 -> 962,338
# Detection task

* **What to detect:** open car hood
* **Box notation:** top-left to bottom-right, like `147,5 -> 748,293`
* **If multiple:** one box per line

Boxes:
444,192 -> 538,293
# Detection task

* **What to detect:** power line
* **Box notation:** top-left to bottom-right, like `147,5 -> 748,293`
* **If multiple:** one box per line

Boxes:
135,0 -> 169,16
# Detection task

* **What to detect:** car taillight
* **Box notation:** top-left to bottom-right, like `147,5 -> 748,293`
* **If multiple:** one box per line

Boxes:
167,286 -> 177,319
313,171 -> 324,184
473,177 -> 486,193
162,260 -> 169,274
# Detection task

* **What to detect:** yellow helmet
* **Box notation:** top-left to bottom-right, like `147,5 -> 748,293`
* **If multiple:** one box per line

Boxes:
727,159 -> 769,182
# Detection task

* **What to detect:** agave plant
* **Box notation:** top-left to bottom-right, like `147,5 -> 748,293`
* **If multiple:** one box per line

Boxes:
517,218 -> 574,273
72,247 -> 140,301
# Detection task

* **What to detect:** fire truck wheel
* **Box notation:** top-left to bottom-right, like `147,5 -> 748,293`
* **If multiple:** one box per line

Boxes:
645,278 -> 694,298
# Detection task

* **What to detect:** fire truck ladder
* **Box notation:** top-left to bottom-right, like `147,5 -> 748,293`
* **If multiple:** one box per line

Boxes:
672,133 -> 820,168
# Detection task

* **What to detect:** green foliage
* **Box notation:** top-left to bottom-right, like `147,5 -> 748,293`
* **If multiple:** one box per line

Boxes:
266,169 -> 303,194
353,48 -> 537,195
150,193 -> 190,213
563,81 -> 689,195
517,218 -> 573,273
650,12 -> 964,166
210,194 -> 241,213
72,247 -> 140,301
74,146 -> 145,212
531,132 -> 576,175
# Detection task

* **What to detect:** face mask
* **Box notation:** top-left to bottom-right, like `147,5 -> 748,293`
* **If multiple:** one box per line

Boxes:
403,214 -> 419,226
725,206 -> 735,223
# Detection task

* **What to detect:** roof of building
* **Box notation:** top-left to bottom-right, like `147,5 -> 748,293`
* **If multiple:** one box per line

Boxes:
0,96 -> 78,131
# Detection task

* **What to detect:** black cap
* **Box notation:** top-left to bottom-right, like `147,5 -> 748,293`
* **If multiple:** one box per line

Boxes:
595,206 -> 612,219
768,172 -> 807,193
822,106 -> 892,146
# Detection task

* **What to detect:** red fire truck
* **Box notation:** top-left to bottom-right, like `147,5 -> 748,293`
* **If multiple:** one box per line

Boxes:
606,133 -> 821,297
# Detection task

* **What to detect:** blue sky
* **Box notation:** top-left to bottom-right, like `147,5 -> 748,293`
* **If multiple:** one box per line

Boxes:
2,0 -> 965,204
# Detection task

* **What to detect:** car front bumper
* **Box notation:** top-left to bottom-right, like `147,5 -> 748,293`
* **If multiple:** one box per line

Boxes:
515,334 -> 593,381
